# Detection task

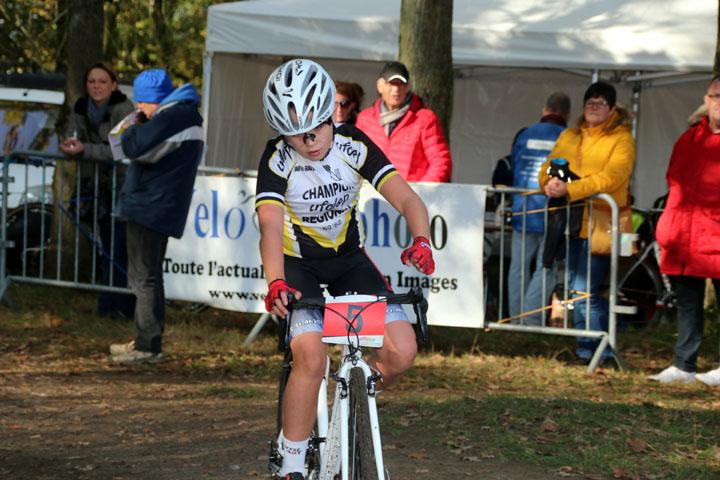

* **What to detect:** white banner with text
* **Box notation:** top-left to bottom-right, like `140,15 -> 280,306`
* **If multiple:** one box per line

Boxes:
164,176 -> 486,328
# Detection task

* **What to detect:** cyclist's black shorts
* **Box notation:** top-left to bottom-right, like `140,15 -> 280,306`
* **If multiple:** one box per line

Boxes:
283,248 -> 408,342
284,248 -> 393,297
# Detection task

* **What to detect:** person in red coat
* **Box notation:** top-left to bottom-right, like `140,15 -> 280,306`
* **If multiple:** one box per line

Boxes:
649,75 -> 720,385
356,61 -> 452,182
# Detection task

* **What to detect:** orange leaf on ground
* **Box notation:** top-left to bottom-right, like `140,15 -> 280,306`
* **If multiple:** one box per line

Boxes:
540,416 -> 558,432
626,437 -> 649,453
612,466 -> 640,479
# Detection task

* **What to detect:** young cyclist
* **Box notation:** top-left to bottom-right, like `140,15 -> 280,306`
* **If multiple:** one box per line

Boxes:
256,59 -> 435,480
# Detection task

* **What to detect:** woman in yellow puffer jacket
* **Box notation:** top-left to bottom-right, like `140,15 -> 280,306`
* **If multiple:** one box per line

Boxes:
538,81 -> 635,367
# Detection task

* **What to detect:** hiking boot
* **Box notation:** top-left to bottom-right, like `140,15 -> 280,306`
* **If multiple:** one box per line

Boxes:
109,340 -> 134,356
696,367 -> 720,386
112,349 -> 163,366
648,365 -> 695,383
279,473 -> 304,480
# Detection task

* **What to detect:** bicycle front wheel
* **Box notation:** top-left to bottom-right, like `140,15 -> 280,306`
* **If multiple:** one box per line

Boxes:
348,367 -> 378,480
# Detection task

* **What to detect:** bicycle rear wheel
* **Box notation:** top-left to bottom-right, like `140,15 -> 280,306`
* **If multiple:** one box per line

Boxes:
348,367 -> 378,480
618,257 -> 666,328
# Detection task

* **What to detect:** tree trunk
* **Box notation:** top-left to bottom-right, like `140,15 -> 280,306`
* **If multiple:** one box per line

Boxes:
151,0 -> 181,75
65,0 -> 104,106
51,0 -> 104,280
398,0 -> 454,141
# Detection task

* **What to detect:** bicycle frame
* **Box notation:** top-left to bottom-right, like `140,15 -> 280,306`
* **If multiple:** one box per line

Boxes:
271,288 -> 427,480
277,346 -> 385,480
325,346 -> 384,480
273,341 -> 385,480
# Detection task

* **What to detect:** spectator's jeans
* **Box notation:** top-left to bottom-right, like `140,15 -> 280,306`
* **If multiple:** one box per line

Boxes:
671,276 -> 720,372
126,222 -> 168,354
98,221 -> 136,318
568,238 -> 611,359
508,230 -> 555,325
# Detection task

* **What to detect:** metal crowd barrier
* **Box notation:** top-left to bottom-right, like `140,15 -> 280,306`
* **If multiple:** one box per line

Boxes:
0,149 -> 249,307
2,151 -> 631,372
484,186 -> 635,372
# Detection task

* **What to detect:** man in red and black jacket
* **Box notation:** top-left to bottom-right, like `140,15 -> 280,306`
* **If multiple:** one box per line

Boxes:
356,61 -> 452,183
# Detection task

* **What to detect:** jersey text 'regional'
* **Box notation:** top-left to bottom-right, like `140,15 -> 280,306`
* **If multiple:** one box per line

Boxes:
255,124 -> 398,259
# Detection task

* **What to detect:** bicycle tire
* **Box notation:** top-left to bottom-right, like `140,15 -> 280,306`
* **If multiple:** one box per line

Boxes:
617,257 -> 665,327
348,366 -> 378,480
5,203 -> 53,274
277,350 -> 293,433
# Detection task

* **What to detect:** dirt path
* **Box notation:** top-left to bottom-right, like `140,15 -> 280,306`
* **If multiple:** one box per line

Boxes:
0,352 -> 579,480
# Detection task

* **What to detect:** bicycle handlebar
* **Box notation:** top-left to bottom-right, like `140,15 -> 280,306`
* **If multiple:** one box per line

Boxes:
278,287 -> 429,351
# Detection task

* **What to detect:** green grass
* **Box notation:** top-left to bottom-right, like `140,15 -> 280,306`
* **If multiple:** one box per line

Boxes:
2,282 -> 720,479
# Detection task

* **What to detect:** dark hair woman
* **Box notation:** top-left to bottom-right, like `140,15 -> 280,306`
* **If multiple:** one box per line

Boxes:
333,80 -> 364,125
59,61 -> 136,319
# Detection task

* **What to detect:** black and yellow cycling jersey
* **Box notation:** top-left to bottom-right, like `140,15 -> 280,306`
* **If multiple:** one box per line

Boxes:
255,123 -> 398,259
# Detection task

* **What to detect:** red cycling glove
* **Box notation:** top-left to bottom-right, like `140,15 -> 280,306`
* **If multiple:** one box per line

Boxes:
265,279 -> 297,313
400,236 -> 435,274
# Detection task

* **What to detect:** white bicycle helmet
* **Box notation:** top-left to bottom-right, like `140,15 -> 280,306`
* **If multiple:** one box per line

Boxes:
263,59 -> 336,135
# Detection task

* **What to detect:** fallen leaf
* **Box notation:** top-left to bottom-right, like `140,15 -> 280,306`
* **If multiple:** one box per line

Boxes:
540,416 -> 558,432
626,437 -> 648,453
462,456 -> 481,462
556,467 -> 573,478
408,450 -> 427,459
612,466 -> 640,480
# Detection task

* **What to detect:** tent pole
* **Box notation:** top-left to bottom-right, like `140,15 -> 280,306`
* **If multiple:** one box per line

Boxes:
631,82 -> 641,139
200,51 -> 214,166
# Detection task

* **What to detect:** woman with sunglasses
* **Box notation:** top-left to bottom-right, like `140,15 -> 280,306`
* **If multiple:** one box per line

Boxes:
332,80 -> 364,125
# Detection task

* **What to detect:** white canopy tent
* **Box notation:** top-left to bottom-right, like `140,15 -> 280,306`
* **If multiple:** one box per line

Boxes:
203,0 -> 715,207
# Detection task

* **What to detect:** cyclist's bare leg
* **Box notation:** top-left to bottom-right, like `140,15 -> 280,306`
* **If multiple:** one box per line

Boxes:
368,320 -> 417,388
283,331 -> 327,441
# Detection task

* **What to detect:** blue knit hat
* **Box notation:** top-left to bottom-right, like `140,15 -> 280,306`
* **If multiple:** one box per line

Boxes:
134,69 -> 174,103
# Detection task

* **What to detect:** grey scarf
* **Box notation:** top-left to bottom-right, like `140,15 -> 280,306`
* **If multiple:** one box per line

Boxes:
379,93 -> 412,137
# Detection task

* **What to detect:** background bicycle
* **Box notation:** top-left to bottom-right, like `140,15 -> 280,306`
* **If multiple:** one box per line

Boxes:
617,203 -> 675,328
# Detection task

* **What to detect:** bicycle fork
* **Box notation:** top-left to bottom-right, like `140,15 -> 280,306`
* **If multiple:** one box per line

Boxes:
316,354 -> 330,460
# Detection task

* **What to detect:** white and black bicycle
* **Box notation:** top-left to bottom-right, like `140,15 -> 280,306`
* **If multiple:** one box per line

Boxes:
268,287 -> 428,480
